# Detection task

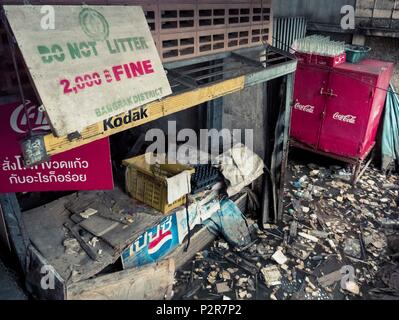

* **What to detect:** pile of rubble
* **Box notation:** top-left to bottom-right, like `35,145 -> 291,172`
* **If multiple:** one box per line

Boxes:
173,159 -> 399,300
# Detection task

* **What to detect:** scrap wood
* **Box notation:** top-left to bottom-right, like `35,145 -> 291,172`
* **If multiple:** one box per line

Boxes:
261,265 -> 281,286
298,232 -> 319,243
220,251 -> 258,275
216,282 -> 231,294
317,270 -> 342,287
69,214 -> 117,250
79,215 -> 119,237
238,239 -> 260,252
64,222 -> 99,261
314,203 -> 328,230
359,225 -> 367,260
80,208 -> 98,219
263,229 -> 283,240
65,191 -> 133,225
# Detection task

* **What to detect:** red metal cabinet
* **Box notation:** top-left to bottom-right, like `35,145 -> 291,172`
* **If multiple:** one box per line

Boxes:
291,64 -> 330,148
291,59 -> 394,160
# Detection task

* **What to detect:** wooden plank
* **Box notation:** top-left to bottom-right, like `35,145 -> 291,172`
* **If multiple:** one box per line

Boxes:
21,76 -> 245,166
277,72 -> 295,221
64,222 -> 100,261
78,216 -> 119,238
67,259 -> 175,300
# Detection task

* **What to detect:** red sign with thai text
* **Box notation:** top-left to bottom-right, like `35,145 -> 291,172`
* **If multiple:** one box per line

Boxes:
0,100 -> 114,192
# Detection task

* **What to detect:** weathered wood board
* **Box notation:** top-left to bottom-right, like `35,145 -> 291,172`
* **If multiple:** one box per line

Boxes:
4,5 -> 171,136
79,216 -> 119,237
26,245 -> 174,300
67,259 -> 175,300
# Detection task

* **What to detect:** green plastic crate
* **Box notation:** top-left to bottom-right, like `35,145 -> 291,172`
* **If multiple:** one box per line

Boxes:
345,45 -> 371,64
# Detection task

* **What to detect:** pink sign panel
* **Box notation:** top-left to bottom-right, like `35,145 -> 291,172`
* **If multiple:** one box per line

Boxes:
0,100 -> 114,192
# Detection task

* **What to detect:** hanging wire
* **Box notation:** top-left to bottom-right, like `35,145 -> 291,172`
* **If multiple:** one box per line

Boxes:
1,8 -> 33,134
272,35 -> 399,98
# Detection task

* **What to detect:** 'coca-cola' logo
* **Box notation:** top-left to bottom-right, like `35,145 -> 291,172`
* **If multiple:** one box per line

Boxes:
10,101 -> 50,134
294,102 -> 315,114
333,112 -> 357,124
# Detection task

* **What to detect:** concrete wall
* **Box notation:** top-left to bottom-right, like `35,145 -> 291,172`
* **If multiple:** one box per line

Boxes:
356,0 -> 399,30
273,0 -> 355,24
222,84 -> 266,159
365,36 -> 399,91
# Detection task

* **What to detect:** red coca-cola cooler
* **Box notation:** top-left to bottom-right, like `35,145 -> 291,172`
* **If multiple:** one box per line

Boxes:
290,59 -> 394,160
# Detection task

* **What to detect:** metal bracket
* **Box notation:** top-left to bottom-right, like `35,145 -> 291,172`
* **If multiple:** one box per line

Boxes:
165,68 -> 197,89
231,52 -> 265,68
67,131 -> 82,142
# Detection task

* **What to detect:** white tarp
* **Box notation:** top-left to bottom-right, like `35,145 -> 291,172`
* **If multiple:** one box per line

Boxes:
215,143 -> 265,197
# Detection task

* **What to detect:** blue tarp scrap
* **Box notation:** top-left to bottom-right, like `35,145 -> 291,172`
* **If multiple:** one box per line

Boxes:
382,84 -> 399,171
204,198 -> 251,248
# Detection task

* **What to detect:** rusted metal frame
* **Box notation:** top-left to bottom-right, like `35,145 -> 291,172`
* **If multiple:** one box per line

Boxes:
277,72 -> 295,221
264,55 -> 289,64
261,80 -> 271,227
183,62 -> 227,75
268,72 -> 295,223
193,65 -> 248,81
260,45 -> 297,61
164,68 -> 198,89
230,51 -> 265,68
205,59 -> 224,132
262,72 -> 295,226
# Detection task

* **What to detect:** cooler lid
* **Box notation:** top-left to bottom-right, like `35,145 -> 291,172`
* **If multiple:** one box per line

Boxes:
334,59 -> 395,76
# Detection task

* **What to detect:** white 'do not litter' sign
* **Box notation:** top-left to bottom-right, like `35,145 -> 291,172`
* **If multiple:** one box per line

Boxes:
4,5 -> 172,137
